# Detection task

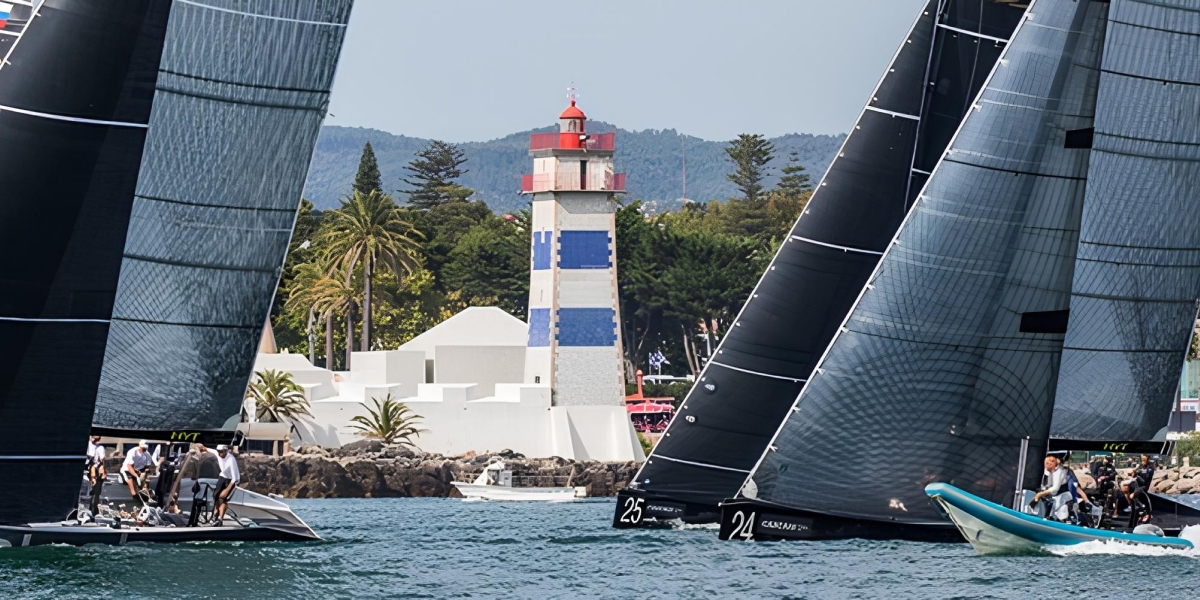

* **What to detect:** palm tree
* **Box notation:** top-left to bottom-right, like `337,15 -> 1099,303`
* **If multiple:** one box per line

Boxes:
319,190 -> 422,352
286,260 -> 356,370
246,369 -> 312,425
348,395 -> 426,447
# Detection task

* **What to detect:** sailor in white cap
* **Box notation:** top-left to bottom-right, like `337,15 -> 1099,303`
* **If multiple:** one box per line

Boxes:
121,440 -> 156,502
195,442 -> 241,523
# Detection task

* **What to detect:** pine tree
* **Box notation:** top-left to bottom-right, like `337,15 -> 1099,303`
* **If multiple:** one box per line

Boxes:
776,150 -> 812,196
725,134 -> 775,201
353,141 -> 383,195
402,140 -> 469,210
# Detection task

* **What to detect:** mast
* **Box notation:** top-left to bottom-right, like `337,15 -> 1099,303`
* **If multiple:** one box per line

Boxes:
0,0 -> 171,525
735,0 -> 1109,528
92,0 -> 354,431
616,0 -> 1025,522
1050,0 -> 1200,442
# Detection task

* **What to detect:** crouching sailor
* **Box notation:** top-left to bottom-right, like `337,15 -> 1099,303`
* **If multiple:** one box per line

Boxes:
1029,454 -> 1072,521
196,443 -> 240,524
122,441 -> 156,505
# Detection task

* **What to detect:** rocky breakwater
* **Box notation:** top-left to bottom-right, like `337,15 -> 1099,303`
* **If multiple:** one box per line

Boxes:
1070,465 -> 1200,494
238,441 -> 639,499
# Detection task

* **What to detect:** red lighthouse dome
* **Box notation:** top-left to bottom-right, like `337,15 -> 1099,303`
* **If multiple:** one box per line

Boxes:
560,99 -> 586,120
558,96 -> 587,149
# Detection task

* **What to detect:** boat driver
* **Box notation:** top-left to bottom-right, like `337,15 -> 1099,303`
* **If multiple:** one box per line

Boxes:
122,441 -> 156,503
1130,454 -> 1155,492
195,443 -> 240,524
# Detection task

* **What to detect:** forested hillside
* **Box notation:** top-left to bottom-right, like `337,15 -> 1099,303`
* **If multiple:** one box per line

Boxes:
302,124 -> 843,213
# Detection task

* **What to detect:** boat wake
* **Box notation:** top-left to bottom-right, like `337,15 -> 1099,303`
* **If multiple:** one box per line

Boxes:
1045,526 -> 1200,558
670,521 -> 719,531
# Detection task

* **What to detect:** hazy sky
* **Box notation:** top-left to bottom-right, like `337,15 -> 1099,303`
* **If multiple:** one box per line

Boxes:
327,0 -> 927,142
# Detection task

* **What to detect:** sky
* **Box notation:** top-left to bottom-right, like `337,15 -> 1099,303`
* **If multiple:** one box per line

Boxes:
326,0 -> 928,142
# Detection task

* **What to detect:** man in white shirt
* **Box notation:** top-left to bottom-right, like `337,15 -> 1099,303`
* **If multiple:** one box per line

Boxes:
86,436 -> 107,514
1031,454 -> 1069,519
122,441 -> 156,501
195,443 -> 240,522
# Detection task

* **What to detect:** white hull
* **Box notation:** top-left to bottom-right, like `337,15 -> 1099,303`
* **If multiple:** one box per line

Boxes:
452,482 -> 584,502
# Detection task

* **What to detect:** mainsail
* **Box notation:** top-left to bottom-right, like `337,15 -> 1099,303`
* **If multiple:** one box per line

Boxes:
92,0 -> 354,430
0,0 -> 171,524
1050,0 -> 1200,441
738,0 -> 1108,527
623,0 -> 1025,512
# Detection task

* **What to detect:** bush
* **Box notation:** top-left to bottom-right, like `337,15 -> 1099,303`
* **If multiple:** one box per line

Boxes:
637,432 -> 654,456
1176,431 -> 1200,464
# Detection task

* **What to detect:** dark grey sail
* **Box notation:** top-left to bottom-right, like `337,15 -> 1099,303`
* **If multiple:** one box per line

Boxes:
91,0 -> 353,431
726,0 -> 1109,538
0,0 -> 170,524
1050,0 -> 1200,442
616,0 -> 1025,524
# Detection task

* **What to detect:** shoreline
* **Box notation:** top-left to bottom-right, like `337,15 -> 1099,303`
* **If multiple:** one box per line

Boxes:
239,442 -> 638,499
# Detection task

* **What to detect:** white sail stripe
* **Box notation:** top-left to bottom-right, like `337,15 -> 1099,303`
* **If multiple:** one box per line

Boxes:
176,0 -> 349,27
708,360 -> 806,383
651,454 -> 752,474
791,235 -> 885,256
937,23 -> 1009,44
0,455 -> 85,461
0,30 -> 17,37
9,0 -> 35,6
911,167 -> 932,175
864,106 -> 921,121
0,104 -> 148,128
0,316 -> 110,324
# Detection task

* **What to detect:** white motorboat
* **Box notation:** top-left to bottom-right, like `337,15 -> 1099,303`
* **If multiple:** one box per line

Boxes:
452,462 -> 587,502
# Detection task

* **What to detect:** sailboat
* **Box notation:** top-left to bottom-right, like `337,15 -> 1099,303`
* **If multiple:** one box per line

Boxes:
615,0 -> 1027,528
718,0 -> 1200,544
0,0 -> 353,547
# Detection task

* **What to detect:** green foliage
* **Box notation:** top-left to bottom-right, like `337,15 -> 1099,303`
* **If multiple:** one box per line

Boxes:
776,150 -> 813,196
637,432 -> 653,455
441,218 -> 530,315
319,190 -> 423,351
402,140 -> 469,210
353,141 -> 383,195
1176,431 -> 1200,462
349,395 -> 427,447
246,369 -> 311,423
725,133 -> 776,202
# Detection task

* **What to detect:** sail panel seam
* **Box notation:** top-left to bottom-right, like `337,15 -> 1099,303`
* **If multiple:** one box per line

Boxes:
0,316 -> 109,324
941,158 -> 1088,181
0,104 -> 148,128
112,316 -> 262,330
652,454 -> 752,474
864,106 -> 921,121
136,193 -> 296,213
708,360 -> 806,383
124,253 -> 278,274
1099,68 -> 1200,88
791,236 -> 884,256
158,69 -> 328,94
936,23 -> 1009,44
175,0 -> 349,27
156,87 -> 326,113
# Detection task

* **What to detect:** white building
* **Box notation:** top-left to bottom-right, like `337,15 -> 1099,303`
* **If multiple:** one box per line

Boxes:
255,309 -> 643,461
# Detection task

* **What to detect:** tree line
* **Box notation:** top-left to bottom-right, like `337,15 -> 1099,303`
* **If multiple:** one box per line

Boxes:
272,133 -> 812,381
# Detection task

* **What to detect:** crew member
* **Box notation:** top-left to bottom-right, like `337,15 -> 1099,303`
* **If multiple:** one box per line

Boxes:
122,441 -> 156,503
1131,454 -> 1155,492
196,443 -> 240,523
1031,454 -> 1068,518
86,436 -> 107,515
1094,456 -> 1116,501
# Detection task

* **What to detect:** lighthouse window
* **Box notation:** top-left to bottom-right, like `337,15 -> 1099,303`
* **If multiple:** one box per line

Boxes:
580,160 -> 588,190
567,119 -> 579,132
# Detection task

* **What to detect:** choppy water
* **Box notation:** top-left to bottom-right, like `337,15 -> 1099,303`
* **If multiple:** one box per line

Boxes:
3,498 -> 1200,599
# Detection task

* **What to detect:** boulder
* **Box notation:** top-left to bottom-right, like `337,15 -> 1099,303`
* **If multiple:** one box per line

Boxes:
295,444 -> 330,457
380,444 -> 418,459
333,439 -> 384,458
1153,479 -> 1175,494
1174,478 -> 1199,494
1074,471 -> 1095,490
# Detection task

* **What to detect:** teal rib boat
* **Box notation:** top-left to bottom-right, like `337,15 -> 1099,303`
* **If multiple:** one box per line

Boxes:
925,483 -> 1194,555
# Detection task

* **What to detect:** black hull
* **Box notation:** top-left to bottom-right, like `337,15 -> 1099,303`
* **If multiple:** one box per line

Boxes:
612,488 -> 720,528
0,523 -> 317,548
718,499 -> 963,543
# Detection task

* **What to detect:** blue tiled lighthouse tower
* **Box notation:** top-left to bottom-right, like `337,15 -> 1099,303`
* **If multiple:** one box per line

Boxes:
521,93 -> 627,406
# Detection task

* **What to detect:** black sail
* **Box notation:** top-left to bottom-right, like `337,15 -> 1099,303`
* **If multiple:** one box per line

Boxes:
92,0 -> 353,431
1050,0 -> 1200,441
0,0 -> 170,524
625,0 -> 1024,512
742,0 -> 1108,526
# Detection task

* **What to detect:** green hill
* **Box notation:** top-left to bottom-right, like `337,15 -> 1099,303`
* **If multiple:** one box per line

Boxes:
302,124 -> 845,213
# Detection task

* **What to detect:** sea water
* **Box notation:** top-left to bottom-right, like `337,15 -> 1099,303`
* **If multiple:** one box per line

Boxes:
2,498 -> 1199,599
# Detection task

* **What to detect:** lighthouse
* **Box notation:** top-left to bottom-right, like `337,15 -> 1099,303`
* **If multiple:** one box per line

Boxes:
522,92 -> 627,407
